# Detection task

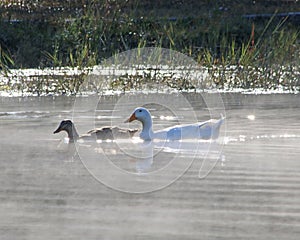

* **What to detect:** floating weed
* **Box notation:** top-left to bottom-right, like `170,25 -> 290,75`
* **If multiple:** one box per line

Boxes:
0,63 -> 299,96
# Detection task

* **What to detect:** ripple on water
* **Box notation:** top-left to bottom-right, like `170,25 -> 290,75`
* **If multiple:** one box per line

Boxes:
0,93 -> 300,239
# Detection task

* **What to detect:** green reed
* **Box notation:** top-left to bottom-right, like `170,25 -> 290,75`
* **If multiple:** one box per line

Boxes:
0,0 -> 299,93
0,45 -> 14,76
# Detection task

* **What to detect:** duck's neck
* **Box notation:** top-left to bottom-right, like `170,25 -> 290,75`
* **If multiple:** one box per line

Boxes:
67,125 -> 79,142
140,118 -> 154,140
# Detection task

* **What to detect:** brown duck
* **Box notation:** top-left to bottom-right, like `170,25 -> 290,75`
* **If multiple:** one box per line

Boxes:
53,119 -> 138,142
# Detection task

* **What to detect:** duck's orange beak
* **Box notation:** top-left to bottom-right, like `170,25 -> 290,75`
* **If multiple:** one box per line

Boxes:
124,113 -> 137,123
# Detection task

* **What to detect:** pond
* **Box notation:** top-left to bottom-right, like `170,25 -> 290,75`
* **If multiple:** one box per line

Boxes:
0,93 -> 300,239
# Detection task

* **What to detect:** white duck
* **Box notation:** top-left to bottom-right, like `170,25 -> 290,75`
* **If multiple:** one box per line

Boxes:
125,107 -> 224,141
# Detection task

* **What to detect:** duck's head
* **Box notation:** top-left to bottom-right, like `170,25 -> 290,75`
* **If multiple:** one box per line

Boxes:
53,120 -> 74,134
125,107 -> 152,124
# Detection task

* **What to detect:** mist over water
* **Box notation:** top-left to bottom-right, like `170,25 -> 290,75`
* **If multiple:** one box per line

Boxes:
0,93 -> 300,239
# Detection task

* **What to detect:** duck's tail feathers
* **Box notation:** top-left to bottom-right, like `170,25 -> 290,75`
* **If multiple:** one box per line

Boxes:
210,114 -> 225,139
217,113 -> 225,125
220,113 -> 226,120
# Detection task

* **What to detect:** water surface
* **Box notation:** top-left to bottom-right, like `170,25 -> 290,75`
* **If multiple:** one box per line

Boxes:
0,93 -> 299,239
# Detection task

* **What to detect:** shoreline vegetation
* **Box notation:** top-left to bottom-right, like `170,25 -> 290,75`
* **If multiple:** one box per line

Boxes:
0,0 -> 299,94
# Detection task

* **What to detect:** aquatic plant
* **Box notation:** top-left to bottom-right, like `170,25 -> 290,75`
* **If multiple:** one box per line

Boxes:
0,0 -> 299,94
197,13 -> 300,90
0,45 -> 14,76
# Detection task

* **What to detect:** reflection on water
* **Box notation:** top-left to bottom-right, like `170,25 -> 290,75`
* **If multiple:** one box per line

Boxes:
0,93 -> 300,239
75,139 -> 222,173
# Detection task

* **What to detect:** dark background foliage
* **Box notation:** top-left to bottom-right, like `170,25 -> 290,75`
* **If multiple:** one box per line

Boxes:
0,0 -> 299,68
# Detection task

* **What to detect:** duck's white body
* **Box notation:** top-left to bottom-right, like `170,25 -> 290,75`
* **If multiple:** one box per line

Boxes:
125,107 -> 224,141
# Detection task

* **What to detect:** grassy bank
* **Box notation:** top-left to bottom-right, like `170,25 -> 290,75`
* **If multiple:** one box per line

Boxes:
0,0 -> 299,93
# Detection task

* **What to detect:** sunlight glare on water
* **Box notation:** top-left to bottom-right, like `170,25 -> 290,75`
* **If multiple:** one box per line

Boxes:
247,114 -> 255,120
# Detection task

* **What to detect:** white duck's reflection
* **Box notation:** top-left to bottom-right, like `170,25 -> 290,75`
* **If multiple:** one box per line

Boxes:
76,138 -> 224,174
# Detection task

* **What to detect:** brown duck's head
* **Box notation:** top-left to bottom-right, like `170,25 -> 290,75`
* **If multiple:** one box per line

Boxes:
53,120 -> 74,134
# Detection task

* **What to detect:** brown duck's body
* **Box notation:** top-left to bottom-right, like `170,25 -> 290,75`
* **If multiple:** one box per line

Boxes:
53,120 -> 138,142
84,126 -> 138,140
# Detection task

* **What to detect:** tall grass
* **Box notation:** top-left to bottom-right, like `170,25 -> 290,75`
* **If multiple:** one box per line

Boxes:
0,45 -> 14,75
196,14 -> 299,90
